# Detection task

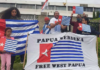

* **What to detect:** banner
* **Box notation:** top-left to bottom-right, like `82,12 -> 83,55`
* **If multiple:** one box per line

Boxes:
25,32 -> 99,70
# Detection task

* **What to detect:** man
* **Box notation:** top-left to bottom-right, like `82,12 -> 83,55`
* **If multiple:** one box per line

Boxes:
70,13 -> 82,33
41,17 -> 51,34
50,11 -> 67,34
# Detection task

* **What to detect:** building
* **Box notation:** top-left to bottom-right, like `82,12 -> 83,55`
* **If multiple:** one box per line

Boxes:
0,0 -> 100,20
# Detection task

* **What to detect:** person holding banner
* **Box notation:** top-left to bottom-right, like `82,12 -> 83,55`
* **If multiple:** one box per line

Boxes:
49,11 -> 67,34
0,28 -> 14,70
77,17 -> 100,36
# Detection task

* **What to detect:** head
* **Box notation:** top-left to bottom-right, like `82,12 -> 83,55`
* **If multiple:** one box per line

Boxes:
77,14 -> 82,22
83,13 -> 87,17
44,17 -> 50,24
54,11 -> 59,19
82,17 -> 89,24
77,14 -> 81,18
2,7 -> 21,19
5,28 -> 12,37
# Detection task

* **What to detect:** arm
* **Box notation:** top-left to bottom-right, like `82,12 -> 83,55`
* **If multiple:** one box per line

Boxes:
70,13 -> 76,26
50,18 -> 59,28
61,25 -> 67,30
50,23 -> 57,28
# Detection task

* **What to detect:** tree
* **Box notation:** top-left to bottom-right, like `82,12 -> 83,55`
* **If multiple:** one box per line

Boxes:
96,11 -> 100,18
93,11 -> 95,19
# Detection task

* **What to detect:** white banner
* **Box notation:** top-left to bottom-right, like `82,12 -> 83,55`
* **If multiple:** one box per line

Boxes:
25,32 -> 100,70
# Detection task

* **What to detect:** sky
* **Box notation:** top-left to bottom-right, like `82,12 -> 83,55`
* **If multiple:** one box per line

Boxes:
19,0 -> 100,4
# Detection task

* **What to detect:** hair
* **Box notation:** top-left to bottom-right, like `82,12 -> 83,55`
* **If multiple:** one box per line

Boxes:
54,11 -> 59,15
77,14 -> 81,17
4,27 -> 12,36
1,7 -> 21,19
82,17 -> 90,24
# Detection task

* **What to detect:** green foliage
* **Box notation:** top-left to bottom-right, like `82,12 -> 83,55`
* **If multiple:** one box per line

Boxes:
98,38 -> 100,58
14,55 -> 21,63
93,11 -> 96,19
96,11 -> 100,18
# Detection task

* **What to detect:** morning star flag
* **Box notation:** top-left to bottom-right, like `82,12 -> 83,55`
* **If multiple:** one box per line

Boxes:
0,19 -> 39,55
73,6 -> 84,14
0,38 -> 17,53
41,0 -> 48,11
25,32 -> 99,70
79,23 -> 91,32
58,15 -> 71,25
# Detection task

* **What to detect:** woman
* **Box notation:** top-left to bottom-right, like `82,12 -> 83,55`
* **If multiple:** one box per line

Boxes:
1,7 -> 23,70
1,7 -> 21,20
77,17 -> 100,36
1,28 -> 14,70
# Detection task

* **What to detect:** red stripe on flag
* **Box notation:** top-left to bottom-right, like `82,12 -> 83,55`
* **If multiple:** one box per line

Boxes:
73,6 -> 76,14
0,19 -> 6,38
79,23 -> 82,31
37,43 -> 53,63
41,0 -> 48,9
58,15 -> 62,25
40,30 -> 43,34
0,37 -> 6,51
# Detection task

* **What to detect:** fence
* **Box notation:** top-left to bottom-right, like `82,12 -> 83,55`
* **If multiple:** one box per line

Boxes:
89,22 -> 100,32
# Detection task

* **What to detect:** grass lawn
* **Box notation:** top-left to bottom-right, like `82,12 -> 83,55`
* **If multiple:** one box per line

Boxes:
13,63 -> 23,70
0,58 -> 100,70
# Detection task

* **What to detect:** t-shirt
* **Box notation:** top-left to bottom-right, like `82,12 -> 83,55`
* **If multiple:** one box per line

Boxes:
49,17 -> 61,34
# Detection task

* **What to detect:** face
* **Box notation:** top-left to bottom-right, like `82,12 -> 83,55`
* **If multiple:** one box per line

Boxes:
83,13 -> 86,17
11,9 -> 17,17
5,29 -> 12,36
54,12 -> 59,19
77,15 -> 81,18
82,18 -> 87,24
45,20 -> 50,24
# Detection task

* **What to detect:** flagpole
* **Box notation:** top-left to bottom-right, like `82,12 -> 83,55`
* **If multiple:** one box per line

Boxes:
65,0 -> 69,31
23,33 -> 29,69
47,0 -> 49,17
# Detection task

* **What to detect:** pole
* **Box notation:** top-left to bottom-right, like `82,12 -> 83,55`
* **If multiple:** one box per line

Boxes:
96,37 -> 98,57
23,33 -> 29,69
47,0 -> 49,17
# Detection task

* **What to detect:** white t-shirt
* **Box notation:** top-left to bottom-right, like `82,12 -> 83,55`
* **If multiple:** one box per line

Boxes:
49,17 -> 61,34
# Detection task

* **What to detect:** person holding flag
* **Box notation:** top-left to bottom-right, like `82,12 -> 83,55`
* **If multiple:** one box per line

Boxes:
0,28 -> 14,70
41,17 -> 51,34
1,7 -> 24,70
77,17 -> 100,36
49,11 -> 67,34
70,13 -> 82,33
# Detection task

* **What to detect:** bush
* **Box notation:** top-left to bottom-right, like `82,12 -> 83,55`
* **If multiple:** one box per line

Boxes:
98,38 -> 100,58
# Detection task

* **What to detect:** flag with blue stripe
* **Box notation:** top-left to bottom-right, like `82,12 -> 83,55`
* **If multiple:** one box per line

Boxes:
5,20 -> 40,55
4,39 -> 17,53
82,24 -> 91,32
61,16 -> 71,26
75,6 -> 83,14
50,40 -> 84,62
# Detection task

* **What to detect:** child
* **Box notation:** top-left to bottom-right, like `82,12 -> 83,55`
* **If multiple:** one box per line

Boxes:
1,27 -> 14,70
